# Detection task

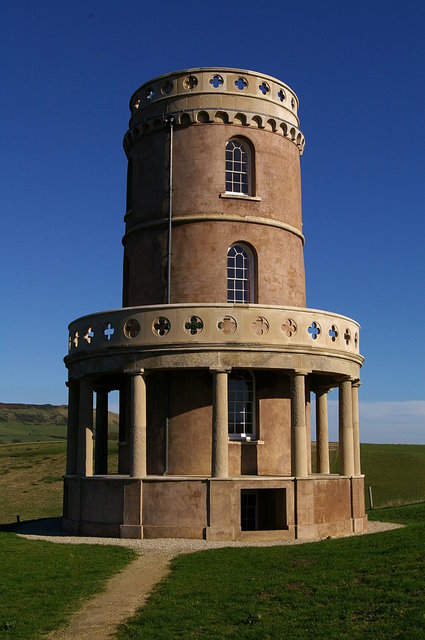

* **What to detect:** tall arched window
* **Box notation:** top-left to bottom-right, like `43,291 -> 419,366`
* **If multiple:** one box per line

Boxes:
228,371 -> 255,439
225,138 -> 252,195
227,244 -> 254,303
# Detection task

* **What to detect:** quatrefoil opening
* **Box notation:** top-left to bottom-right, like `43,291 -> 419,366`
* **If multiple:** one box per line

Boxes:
183,75 -> 198,90
124,319 -> 140,339
329,325 -> 338,342
218,316 -> 237,335
103,323 -> 115,341
308,321 -> 321,340
184,316 -> 203,335
251,316 -> 269,336
281,319 -> 297,337
153,317 -> 171,337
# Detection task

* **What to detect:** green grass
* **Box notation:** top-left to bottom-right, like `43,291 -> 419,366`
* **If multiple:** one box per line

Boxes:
361,444 -> 425,508
0,442 -> 66,524
311,443 -> 425,509
0,532 -> 135,639
118,503 -> 425,640
0,441 -> 119,525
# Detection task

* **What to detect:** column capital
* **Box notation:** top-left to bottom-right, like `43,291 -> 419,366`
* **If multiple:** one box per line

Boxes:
352,379 -> 362,388
124,367 -> 145,376
292,369 -> 310,377
209,367 -> 231,374
314,384 -> 333,395
65,379 -> 78,388
93,384 -> 109,394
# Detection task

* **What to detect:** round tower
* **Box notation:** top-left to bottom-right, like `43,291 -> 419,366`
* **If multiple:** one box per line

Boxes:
63,68 -> 366,542
122,68 -> 305,307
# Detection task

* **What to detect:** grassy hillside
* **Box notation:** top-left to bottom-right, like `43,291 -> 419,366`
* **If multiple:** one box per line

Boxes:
361,443 -> 425,508
0,442 -> 66,524
0,402 -> 119,443
311,442 -> 425,508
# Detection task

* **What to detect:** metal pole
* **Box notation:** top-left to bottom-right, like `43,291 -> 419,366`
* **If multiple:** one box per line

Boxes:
163,116 -> 174,473
164,376 -> 169,476
166,116 -> 174,304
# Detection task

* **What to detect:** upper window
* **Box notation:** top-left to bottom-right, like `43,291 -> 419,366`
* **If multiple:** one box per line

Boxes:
225,138 -> 252,195
227,244 -> 254,303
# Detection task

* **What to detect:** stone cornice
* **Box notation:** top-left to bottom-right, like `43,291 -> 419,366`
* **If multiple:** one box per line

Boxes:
123,111 -> 305,156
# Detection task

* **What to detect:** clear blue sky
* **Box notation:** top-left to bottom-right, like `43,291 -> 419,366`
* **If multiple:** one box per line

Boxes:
1,1 -> 424,442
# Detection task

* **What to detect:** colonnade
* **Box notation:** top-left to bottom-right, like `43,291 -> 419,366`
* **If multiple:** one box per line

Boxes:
66,369 -> 361,479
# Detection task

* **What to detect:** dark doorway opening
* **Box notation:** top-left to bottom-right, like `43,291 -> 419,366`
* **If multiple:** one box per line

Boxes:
241,489 -> 287,531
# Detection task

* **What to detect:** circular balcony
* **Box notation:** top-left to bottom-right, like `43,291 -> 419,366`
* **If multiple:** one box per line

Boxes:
66,304 -> 363,374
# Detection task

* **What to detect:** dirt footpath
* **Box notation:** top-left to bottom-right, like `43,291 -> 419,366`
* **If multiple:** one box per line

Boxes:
47,550 -> 174,640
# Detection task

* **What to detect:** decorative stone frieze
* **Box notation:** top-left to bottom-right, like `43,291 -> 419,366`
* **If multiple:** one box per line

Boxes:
123,67 -> 305,156
66,304 -> 362,362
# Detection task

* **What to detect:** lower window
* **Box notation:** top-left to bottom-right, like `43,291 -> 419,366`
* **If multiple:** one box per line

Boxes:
228,371 -> 255,439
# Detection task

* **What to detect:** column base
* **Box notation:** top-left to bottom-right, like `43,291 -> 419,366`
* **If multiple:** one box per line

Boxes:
120,524 -> 143,539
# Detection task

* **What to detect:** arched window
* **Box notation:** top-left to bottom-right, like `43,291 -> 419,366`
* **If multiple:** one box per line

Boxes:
227,243 -> 254,303
225,138 -> 252,195
228,371 -> 255,439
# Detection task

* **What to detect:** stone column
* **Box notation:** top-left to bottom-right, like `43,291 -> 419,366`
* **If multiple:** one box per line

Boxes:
94,387 -> 108,475
316,387 -> 330,474
77,377 -> 93,477
65,380 -> 79,476
291,371 -> 308,477
352,380 -> 362,475
118,380 -> 129,474
305,379 -> 312,474
211,369 -> 229,478
127,369 -> 147,478
339,378 -> 355,476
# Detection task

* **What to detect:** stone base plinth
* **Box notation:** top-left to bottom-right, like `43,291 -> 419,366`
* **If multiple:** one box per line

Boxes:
62,474 -> 366,541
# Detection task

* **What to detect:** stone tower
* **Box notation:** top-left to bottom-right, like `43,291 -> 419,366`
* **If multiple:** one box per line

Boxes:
63,68 -> 366,540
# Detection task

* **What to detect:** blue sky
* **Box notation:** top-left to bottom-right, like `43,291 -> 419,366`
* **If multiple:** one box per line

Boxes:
0,1 -> 424,442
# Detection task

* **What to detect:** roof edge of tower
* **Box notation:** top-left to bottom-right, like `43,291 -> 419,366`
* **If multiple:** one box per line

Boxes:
128,68 -> 301,131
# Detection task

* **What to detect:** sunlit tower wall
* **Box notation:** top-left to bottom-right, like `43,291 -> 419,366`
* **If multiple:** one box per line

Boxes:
64,68 -> 366,541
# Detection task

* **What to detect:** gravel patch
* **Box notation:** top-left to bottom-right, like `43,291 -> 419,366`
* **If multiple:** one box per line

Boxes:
17,517 -> 404,556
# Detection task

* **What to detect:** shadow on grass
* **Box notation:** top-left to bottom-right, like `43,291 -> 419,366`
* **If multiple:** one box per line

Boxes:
0,516 -> 65,536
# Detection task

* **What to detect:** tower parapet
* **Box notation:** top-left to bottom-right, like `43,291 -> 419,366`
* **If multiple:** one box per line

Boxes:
124,67 -> 304,155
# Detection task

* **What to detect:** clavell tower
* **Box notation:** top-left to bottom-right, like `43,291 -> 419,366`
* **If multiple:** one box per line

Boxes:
63,68 -> 366,540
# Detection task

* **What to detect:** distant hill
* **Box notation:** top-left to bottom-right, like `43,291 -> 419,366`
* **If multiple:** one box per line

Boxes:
0,403 -> 68,426
0,403 -> 119,444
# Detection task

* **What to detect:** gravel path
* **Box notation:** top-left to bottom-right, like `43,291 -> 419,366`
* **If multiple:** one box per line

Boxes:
18,518 -> 403,640
18,517 -> 403,554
